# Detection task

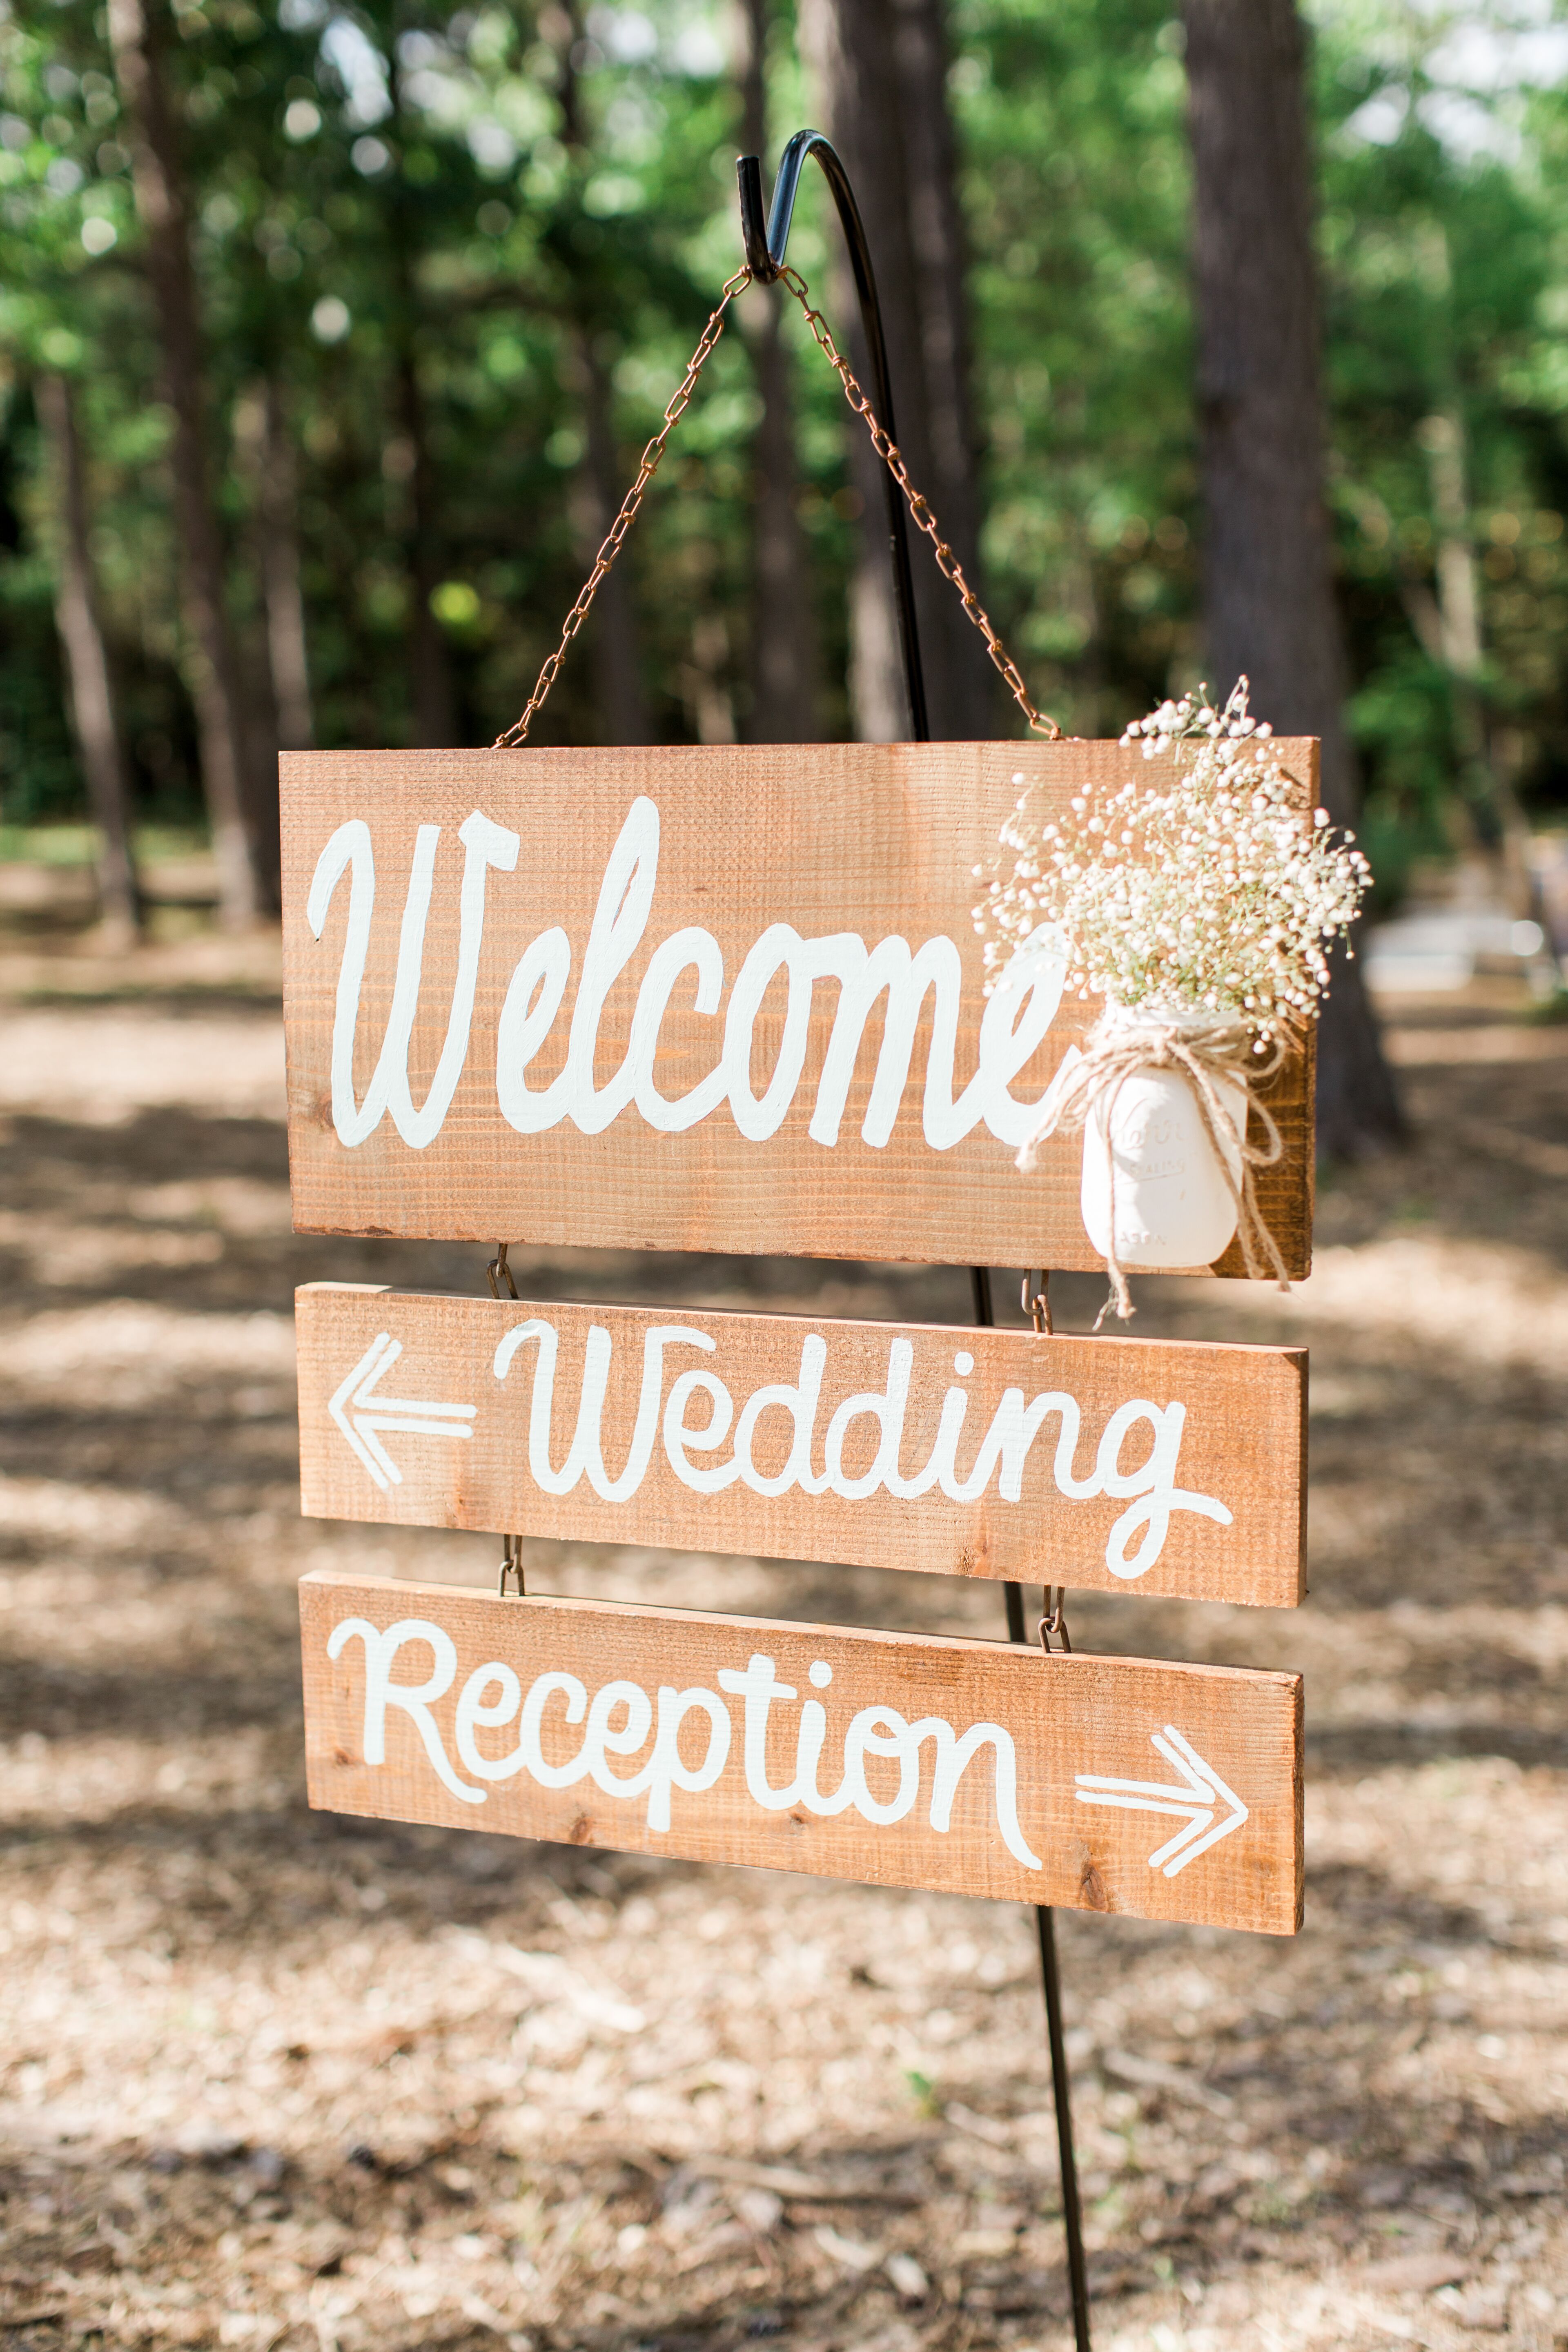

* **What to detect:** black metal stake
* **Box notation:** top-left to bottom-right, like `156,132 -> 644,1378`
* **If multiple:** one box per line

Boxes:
972,1271 -> 1094,2352
737,134 -> 928,741
739,138 -> 1091,2349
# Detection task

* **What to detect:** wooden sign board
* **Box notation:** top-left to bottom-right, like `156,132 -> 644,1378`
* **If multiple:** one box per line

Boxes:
297,1285 -> 1306,1606
281,742 -> 1316,1274
301,1573 -> 1302,1935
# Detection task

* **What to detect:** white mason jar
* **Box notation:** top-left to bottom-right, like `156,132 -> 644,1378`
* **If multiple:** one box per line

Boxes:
1078,1006 -> 1248,1269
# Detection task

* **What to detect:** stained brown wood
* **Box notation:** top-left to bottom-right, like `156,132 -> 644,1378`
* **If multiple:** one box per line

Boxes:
301,1572 -> 1303,1933
297,1284 -> 1306,1606
281,741 -> 1316,1274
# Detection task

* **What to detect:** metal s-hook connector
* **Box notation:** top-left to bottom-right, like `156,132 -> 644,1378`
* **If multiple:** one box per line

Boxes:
1039,1586 -> 1071,1654
487,1247 -> 525,1592
1023,1280 -> 1069,1646
1026,1283 -> 1068,1648
498,1532 -> 526,1597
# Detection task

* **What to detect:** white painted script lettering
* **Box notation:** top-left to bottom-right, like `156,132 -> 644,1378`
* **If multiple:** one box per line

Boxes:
492,1318 -> 714,1501
308,813 -> 520,1149
340,1623 -> 1041,1867
327,1615 -> 485,1804
307,796 -> 1067,1153
491,1317 -> 1230,1578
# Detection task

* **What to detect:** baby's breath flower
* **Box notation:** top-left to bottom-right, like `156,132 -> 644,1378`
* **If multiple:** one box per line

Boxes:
973,679 -> 1370,1046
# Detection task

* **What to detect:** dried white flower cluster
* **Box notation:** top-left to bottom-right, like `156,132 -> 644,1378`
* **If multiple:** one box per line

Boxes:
973,680 -> 1372,1048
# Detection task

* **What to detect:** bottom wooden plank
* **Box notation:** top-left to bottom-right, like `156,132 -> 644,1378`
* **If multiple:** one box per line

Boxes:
301,1572 -> 1303,1935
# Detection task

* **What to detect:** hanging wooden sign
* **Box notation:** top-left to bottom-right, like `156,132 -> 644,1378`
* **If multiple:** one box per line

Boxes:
301,1572 -> 1303,1935
281,741 -> 1316,1274
296,1284 -> 1306,1606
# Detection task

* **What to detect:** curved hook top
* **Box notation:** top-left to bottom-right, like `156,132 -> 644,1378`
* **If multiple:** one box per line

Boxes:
735,148 -> 776,280
733,128 -> 929,741
737,129 -> 860,281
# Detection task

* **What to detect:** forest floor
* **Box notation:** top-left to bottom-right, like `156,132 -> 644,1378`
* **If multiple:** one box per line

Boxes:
1,889 -> 1566,2352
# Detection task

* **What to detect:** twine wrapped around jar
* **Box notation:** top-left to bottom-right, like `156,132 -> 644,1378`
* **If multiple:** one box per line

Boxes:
1019,1014 -> 1293,1324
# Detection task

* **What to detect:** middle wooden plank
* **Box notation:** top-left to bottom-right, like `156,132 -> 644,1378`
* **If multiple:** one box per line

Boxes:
300,1572 -> 1304,1935
297,1285 -> 1306,1606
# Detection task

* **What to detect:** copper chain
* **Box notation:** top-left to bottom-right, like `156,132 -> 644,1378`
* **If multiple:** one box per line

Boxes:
494,261 -> 1060,748
493,267 -> 752,749
775,265 -> 1060,740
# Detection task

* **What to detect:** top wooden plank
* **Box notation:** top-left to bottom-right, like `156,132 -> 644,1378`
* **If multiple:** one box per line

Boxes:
281,742 -> 1317,1272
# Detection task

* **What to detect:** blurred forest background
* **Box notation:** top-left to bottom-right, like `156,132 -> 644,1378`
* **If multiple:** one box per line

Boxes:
0,0 -> 1566,941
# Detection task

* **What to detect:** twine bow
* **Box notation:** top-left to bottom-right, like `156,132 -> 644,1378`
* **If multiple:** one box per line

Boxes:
1019,1018 -> 1292,1326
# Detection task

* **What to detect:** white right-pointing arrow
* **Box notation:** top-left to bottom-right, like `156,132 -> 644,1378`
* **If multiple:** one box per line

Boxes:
328,1332 -> 476,1491
1074,1724 -> 1249,1878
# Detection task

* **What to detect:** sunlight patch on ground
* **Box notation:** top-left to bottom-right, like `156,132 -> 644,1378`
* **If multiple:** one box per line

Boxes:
0,1007 -> 286,1122
1225,1234 -> 1568,1371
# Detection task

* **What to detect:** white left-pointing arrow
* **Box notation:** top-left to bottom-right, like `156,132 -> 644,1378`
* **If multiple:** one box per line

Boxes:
1074,1724 -> 1249,1878
328,1332 -> 476,1491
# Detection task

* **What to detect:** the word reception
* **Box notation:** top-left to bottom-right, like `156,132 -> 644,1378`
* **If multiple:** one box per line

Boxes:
301,1574 -> 1304,1934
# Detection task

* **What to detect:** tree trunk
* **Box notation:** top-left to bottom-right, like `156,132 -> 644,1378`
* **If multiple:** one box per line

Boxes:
570,329 -> 651,746
889,0 -> 985,660
235,378 -> 314,784
554,12 -> 648,747
36,372 -> 142,945
106,0 -> 274,923
798,0 -> 993,743
396,347 -> 456,749
1181,0 -> 1401,1158
1420,394 -> 1532,909
233,388 -> 282,772
739,0 -> 820,744
381,43 -> 456,753
259,379 -> 314,751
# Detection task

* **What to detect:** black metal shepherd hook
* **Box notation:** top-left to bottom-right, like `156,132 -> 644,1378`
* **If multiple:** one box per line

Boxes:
737,132 -> 1094,2352
737,133 -> 929,744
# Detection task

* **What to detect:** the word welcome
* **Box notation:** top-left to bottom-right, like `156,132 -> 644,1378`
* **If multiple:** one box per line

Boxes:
326,1616 -> 1044,1869
491,1316 -> 1231,1580
306,796 -> 1067,1154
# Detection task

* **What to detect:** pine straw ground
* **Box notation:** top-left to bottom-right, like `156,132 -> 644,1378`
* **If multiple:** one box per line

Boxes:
0,920 -> 1565,2352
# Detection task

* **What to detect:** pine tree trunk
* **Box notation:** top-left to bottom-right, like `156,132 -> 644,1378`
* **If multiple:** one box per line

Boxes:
1181,0 -> 1401,1158
36,372 -> 142,945
383,44 -> 456,753
798,0 -> 992,744
233,387 -> 282,772
570,328 -> 650,746
889,0 -> 986,680
396,346 -> 456,749
106,0 -> 274,923
739,0 -> 820,745
1421,397 -> 1532,909
745,294 -> 821,742
555,12 -> 648,747
235,379 -> 313,775
260,379 -> 314,751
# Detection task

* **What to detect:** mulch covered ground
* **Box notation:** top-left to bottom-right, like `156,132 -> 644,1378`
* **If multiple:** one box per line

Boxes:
1,911 -> 1565,2352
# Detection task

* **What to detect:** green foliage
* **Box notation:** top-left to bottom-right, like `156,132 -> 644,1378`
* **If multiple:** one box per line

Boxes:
956,0 -> 1196,739
0,0 -> 1564,906
1313,9 -> 1568,889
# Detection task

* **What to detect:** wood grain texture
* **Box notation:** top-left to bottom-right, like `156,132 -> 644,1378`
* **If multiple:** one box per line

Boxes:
281,741 -> 1316,1274
300,1572 -> 1303,1934
297,1284 -> 1306,1606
